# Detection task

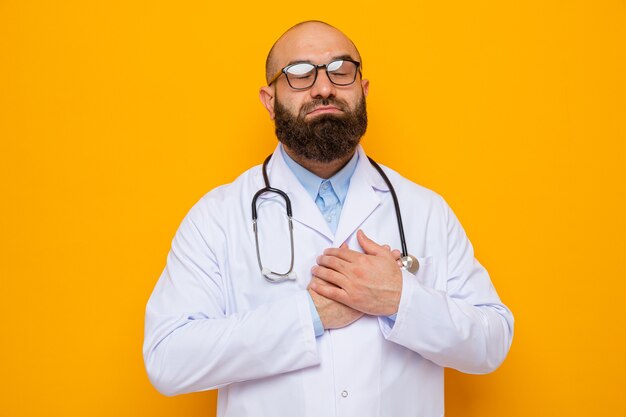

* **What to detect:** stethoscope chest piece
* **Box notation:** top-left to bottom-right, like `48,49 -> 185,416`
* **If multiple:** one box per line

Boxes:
400,255 -> 419,275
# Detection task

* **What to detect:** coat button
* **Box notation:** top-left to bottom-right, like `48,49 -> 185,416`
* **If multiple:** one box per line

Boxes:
341,390 -> 348,398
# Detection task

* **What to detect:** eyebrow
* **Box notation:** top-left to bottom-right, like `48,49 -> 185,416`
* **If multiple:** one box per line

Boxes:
284,54 -> 356,67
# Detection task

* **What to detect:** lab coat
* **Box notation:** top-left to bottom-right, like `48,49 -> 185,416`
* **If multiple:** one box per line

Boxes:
143,144 -> 514,417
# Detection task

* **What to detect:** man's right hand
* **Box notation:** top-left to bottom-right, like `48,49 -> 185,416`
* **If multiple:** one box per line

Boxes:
308,288 -> 364,330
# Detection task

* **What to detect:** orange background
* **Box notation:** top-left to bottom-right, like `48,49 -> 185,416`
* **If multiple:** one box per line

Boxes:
1,1 -> 625,416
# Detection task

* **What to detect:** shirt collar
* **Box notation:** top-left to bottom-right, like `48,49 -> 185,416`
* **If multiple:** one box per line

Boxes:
280,144 -> 359,204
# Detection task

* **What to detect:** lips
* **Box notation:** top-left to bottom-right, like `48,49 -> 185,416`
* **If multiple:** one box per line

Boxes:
299,98 -> 349,119
307,105 -> 343,116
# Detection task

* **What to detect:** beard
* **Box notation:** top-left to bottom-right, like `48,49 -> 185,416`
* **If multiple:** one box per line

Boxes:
273,95 -> 368,163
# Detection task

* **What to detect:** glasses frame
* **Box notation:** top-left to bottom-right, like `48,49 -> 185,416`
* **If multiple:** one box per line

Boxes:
268,59 -> 362,90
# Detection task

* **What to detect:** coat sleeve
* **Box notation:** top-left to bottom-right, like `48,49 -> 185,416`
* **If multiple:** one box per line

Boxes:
143,202 -> 320,396
378,197 -> 514,374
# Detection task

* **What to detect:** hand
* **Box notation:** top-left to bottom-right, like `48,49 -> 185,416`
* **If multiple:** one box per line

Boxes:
309,230 -> 403,316
308,288 -> 364,330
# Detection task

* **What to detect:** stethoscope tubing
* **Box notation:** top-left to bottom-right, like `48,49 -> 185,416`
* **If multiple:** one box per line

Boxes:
366,157 -> 409,259
251,153 -> 416,282
251,155 -> 296,282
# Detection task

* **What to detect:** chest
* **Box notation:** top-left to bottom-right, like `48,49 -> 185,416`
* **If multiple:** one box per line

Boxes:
215,190 -> 448,314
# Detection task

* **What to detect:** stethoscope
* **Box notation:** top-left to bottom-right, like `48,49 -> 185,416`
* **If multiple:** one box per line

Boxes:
252,154 -> 419,283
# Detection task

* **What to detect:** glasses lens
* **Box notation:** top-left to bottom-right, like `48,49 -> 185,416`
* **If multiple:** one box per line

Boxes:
285,63 -> 316,89
327,60 -> 358,86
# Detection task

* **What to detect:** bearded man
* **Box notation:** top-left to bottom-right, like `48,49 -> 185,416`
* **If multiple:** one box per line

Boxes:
143,20 -> 514,417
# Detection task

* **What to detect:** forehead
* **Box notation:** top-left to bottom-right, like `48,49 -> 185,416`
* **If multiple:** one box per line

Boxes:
272,23 -> 359,67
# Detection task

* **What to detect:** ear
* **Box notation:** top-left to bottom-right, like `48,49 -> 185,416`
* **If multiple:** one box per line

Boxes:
259,86 -> 276,120
361,78 -> 370,97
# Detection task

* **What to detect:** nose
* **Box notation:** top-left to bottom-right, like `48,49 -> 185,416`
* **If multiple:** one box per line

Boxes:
309,68 -> 336,99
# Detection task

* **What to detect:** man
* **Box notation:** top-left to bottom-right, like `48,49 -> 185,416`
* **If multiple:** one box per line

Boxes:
143,20 -> 514,417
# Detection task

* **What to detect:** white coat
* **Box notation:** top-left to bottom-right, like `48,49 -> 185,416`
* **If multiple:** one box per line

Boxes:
143,144 -> 514,417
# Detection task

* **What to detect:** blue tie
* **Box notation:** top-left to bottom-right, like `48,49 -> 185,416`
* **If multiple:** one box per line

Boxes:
315,180 -> 341,234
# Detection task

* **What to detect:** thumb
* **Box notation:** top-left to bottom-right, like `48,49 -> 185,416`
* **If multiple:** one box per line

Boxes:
357,230 -> 386,256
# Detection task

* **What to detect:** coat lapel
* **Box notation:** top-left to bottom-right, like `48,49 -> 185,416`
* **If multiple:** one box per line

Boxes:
256,146 -> 334,241
333,146 -> 390,247
254,145 -> 390,247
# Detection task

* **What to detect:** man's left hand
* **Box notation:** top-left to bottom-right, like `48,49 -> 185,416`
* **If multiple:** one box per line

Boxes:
309,230 -> 403,316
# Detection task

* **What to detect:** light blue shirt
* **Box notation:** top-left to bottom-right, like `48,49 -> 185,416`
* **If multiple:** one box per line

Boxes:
281,147 -> 358,337
281,147 -> 397,336
281,146 -> 357,235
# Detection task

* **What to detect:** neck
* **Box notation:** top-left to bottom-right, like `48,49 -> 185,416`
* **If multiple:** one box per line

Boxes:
282,146 -> 355,179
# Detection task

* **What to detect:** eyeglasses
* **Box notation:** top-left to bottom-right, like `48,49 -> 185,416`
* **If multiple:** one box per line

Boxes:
268,59 -> 361,90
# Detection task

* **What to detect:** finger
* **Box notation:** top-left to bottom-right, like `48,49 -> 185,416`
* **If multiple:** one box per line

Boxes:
311,264 -> 348,288
391,249 -> 402,259
317,254 -> 352,274
356,229 -> 388,256
309,278 -> 348,304
323,246 -> 362,263
310,276 -> 341,290
382,244 -> 391,251
308,277 -> 333,290
309,276 -> 335,290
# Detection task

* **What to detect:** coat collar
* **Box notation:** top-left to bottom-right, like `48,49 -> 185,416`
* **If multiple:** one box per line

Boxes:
254,144 -> 390,244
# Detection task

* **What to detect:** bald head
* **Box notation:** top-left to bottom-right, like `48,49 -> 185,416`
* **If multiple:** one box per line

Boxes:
265,21 -> 362,84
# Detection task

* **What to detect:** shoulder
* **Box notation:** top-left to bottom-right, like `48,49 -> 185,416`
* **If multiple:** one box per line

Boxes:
183,163 -> 264,226
373,162 -> 447,208
370,161 -> 460,235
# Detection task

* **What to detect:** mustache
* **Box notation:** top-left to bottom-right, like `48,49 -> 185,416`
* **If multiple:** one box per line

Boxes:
298,98 -> 349,118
